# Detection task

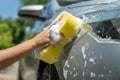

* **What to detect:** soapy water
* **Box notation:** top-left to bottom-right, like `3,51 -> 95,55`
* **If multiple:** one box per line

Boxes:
81,46 -> 88,68
63,61 -> 77,79
49,22 -> 63,44
63,61 -> 78,79
63,60 -> 69,80
82,71 -> 85,77
81,45 -> 110,78
82,46 -> 87,59
65,61 -> 70,68
89,58 -> 96,64
81,44 -> 97,67
82,15 -> 89,22
73,72 -> 78,77
70,56 -> 74,59
63,60 -> 79,79
63,68 -> 68,80
98,74 -> 104,77
90,72 -> 96,77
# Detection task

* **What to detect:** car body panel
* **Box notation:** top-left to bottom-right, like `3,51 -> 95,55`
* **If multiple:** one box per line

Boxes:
55,26 -> 120,80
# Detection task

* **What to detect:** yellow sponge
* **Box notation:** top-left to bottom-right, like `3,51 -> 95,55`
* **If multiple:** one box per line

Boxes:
35,11 -> 81,64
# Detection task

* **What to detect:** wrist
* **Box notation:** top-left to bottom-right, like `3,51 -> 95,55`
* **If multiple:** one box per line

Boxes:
28,39 -> 37,49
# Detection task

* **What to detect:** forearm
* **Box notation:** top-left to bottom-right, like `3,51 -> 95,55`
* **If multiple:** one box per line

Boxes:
0,28 -> 49,70
0,39 -> 36,70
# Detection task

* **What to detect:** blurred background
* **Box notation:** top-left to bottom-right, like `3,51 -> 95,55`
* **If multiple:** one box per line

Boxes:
0,0 -> 49,80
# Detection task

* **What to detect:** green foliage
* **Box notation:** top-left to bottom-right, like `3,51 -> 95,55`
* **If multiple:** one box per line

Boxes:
9,18 -> 26,44
0,19 -> 14,49
0,17 -> 28,49
20,0 -> 50,5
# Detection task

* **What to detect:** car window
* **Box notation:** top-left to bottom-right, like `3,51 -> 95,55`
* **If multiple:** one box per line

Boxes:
90,18 -> 120,39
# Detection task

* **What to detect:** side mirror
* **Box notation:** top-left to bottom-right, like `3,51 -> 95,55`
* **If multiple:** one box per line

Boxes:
18,5 -> 45,21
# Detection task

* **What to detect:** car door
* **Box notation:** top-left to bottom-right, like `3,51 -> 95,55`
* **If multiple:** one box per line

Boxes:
53,0 -> 120,80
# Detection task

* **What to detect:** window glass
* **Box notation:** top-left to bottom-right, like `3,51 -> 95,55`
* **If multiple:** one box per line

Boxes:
90,18 -> 120,39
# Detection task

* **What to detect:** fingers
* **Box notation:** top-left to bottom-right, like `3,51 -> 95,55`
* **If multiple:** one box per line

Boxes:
43,26 -> 51,30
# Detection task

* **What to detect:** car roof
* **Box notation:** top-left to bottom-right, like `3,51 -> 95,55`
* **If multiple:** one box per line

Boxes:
52,0 -> 120,23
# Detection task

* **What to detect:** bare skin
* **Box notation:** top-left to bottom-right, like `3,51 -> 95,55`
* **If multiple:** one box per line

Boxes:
0,28 -> 49,70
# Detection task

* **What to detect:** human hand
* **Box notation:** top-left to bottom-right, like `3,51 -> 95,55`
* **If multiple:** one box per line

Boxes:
31,27 -> 50,48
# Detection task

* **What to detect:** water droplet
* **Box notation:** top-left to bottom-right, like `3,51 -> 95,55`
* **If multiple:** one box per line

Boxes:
109,70 -> 112,74
82,15 -> 89,22
100,56 -> 103,60
82,71 -> 85,77
70,56 -> 74,59
84,61 -> 87,68
82,46 -> 87,59
73,73 -> 78,77
104,66 -> 106,69
101,74 -> 104,77
90,72 -> 96,77
63,69 -> 68,79
65,61 -> 70,68
89,58 -> 96,64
